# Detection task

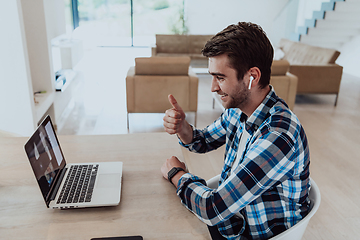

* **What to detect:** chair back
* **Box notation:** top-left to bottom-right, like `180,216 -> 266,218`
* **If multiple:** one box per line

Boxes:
135,57 -> 190,76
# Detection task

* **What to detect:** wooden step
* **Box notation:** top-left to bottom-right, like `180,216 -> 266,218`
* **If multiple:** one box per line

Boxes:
334,1 -> 360,12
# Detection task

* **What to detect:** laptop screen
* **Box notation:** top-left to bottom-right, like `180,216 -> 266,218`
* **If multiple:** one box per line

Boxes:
24,116 -> 66,204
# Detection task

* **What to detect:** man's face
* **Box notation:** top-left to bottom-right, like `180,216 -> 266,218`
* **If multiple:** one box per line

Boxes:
209,54 -> 249,110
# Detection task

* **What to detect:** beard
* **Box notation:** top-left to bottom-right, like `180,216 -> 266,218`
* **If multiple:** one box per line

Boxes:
221,80 -> 250,109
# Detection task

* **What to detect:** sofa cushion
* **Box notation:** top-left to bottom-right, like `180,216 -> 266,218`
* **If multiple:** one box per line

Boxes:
278,39 -> 294,57
156,53 -> 192,58
274,48 -> 285,60
279,38 -> 340,65
135,57 -> 190,76
156,35 -> 189,54
188,35 -> 213,54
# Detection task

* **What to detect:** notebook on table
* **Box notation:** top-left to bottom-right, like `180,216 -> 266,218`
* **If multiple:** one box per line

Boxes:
24,115 -> 123,209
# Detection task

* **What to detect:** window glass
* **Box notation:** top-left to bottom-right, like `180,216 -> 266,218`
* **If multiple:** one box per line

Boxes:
69,0 -> 186,47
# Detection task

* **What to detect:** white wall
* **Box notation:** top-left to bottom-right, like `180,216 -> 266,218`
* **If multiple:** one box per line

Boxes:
272,0 -> 300,47
337,35 -> 360,78
0,0 -> 36,135
0,0 -> 67,136
44,0 -> 67,41
185,0 -> 296,47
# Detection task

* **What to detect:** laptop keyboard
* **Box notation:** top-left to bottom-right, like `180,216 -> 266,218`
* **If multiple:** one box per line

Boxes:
57,164 -> 99,204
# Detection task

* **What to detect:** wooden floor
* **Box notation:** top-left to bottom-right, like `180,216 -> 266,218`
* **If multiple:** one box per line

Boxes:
57,47 -> 360,240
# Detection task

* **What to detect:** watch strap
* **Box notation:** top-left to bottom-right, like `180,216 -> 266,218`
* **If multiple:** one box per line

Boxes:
168,167 -> 185,184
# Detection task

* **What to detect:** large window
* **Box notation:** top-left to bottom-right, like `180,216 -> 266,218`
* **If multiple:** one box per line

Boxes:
65,0 -> 186,47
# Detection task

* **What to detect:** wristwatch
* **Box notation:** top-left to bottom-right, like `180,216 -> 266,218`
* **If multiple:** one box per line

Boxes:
168,167 -> 185,184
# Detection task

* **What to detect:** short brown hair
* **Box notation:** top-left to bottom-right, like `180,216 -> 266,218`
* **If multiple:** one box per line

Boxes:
202,22 -> 273,89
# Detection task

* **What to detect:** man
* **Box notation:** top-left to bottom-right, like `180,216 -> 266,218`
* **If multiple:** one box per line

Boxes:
161,22 -> 310,240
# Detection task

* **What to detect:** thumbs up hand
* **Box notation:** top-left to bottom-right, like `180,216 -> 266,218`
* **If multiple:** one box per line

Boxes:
163,94 -> 194,144
163,94 -> 186,135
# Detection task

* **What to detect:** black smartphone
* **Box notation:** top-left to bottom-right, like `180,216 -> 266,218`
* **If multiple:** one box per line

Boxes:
91,236 -> 143,240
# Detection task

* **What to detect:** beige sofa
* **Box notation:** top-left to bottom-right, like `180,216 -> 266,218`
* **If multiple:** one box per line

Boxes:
152,34 -> 212,66
126,56 -> 198,128
213,60 -> 298,111
278,38 -> 343,105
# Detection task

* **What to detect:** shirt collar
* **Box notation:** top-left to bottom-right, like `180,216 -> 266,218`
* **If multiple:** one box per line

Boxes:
240,86 -> 280,134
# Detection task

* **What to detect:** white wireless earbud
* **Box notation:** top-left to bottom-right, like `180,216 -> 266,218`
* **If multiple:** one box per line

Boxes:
248,76 -> 254,90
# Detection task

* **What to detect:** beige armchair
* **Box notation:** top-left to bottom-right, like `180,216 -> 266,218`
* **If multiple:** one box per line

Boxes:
270,60 -> 298,110
126,56 -> 198,129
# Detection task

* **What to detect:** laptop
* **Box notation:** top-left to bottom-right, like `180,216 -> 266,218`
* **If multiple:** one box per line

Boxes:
24,115 -> 123,209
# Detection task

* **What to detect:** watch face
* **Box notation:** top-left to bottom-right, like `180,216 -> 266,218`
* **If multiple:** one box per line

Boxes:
168,168 -> 178,179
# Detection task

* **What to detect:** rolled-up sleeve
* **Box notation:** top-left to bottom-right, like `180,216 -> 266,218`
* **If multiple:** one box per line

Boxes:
179,111 -> 230,153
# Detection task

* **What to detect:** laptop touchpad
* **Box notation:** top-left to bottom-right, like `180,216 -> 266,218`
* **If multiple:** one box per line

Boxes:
97,174 -> 121,188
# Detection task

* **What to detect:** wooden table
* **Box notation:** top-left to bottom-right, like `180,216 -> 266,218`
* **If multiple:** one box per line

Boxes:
0,133 -> 211,240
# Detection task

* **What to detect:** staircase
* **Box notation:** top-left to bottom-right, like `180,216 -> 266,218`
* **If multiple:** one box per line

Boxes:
292,0 -> 360,50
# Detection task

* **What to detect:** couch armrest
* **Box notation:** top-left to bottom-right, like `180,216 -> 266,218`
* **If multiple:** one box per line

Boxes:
271,60 -> 290,76
287,72 -> 298,110
151,47 -> 157,57
126,66 -> 135,113
188,67 -> 199,112
289,64 -> 343,94
270,73 -> 297,111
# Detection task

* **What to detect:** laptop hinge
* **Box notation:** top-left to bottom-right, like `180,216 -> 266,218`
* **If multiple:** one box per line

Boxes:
47,167 -> 67,207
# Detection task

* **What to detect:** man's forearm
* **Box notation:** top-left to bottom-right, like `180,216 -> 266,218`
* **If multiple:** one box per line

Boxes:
171,170 -> 186,188
177,121 -> 194,145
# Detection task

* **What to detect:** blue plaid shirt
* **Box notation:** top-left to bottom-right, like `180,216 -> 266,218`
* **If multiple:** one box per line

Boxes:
177,87 -> 310,240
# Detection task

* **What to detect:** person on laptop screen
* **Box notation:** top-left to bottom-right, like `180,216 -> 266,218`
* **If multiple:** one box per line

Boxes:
26,126 -> 63,198
161,22 -> 310,239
